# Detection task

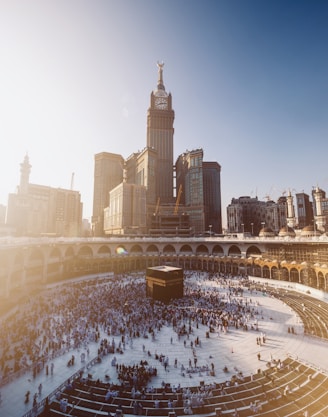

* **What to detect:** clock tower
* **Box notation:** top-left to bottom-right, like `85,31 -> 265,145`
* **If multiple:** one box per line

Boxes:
147,62 -> 175,204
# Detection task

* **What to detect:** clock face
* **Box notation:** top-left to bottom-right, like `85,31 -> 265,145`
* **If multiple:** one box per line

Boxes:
155,97 -> 168,110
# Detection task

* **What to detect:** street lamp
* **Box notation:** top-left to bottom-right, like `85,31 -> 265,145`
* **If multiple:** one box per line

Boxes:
209,224 -> 212,237
241,223 -> 244,234
251,223 -> 254,236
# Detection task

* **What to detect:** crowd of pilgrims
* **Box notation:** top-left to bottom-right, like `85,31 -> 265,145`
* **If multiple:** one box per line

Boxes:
0,270 -> 260,391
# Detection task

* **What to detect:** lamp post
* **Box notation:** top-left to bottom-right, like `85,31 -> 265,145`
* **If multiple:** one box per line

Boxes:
209,224 -> 212,237
251,222 -> 254,236
260,222 -> 265,237
241,223 -> 244,234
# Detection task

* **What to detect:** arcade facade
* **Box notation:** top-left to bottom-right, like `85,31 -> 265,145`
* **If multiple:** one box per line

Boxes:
1,236 -> 328,299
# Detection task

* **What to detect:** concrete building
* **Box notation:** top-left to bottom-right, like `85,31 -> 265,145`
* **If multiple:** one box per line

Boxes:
295,192 -> 313,229
125,147 -> 158,230
228,189 -> 328,236
104,182 -> 147,235
227,196 -> 265,235
203,161 -> 222,234
175,149 -> 222,235
92,152 -> 124,236
227,195 -> 289,236
175,149 -> 205,234
6,154 -> 82,237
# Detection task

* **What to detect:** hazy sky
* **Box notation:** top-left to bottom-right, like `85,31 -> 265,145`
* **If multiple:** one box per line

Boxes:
0,0 -> 327,227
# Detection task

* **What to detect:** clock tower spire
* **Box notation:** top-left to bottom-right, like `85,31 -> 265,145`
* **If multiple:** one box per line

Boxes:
157,61 -> 165,91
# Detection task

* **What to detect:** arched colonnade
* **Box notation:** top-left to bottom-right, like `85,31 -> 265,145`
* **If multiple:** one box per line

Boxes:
0,238 -> 328,297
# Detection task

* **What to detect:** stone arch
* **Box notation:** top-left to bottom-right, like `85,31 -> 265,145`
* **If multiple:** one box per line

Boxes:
78,246 -> 93,257
228,245 -> 241,257
163,244 -> 176,254
115,245 -> 128,255
212,245 -> 224,255
271,266 -> 279,280
281,267 -> 289,281
246,245 -> 261,257
247,263 -> 254,276
262,265 -> 270,278
300,267 -> 316,288
290,268 -> 299,283
253,264 -> 261,277
97,245 -> 111,255
180,244 -> 193,254
130,244 -> 143,254
325,273 -> 328,290
318,271 -> 324,290
146,244 -> 159,253
196,244 -> 208,255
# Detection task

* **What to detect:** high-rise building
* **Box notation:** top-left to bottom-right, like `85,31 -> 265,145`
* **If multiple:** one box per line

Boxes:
126,147 -> 158,206
6,155 -> 82,236
175,149 -> 205,234
146,62 -> 175,204
92,152 -> 124,236
104,182 -> 147,235
203,161 -> 222,234
175,149 -> 223,235
295,192 -> 313,229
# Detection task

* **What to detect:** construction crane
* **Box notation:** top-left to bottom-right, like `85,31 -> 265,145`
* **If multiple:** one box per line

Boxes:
174,184 -> 182,215
70,172 -> 75,190
154,197 -> 160,216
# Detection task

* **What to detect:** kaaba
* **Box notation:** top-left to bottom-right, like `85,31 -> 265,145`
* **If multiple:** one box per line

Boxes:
146,265 -> 184,303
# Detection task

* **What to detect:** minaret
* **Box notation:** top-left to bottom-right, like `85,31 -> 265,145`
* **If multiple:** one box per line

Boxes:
286,190 -> 296,228
147,62 -> 175,204
313,186 -> 326,232
19,154 -> 31,195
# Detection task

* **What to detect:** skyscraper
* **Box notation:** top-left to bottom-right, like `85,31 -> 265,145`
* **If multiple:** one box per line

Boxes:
92,152 -> 124,236
203,161 -> 222,234
175,149 -> 205,233
147,62 -> 175,204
